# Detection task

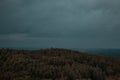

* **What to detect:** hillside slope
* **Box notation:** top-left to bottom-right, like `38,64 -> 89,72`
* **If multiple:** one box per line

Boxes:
0,48 -> 120,80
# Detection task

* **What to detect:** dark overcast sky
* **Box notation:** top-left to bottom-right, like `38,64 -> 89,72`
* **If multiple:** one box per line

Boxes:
0,0 -> 120,49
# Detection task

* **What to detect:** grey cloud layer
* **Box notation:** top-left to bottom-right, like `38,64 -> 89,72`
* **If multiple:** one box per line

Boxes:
0,0 -> 120,35
0,0 -> 120,48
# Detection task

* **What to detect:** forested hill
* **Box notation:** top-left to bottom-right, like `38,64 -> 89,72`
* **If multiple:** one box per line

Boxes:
0,48 -> 120,80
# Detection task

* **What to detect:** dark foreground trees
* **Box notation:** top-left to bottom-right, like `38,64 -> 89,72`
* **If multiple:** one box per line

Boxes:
0,48 -> 120,80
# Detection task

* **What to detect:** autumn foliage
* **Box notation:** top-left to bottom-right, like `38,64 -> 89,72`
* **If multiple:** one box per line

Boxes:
0,48 -> 120,80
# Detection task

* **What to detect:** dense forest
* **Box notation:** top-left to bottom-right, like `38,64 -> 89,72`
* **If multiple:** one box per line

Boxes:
0,48 -> 120,80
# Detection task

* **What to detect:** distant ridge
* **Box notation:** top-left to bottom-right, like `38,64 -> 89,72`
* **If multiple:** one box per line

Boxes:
73,48 -> 120,57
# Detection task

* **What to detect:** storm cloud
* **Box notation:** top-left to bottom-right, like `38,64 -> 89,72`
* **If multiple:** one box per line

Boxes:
0,0 -> 120,49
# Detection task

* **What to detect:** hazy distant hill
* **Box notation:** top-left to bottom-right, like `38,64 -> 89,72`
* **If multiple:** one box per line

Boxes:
0,48 -> 120,80
75,48 -> 120,57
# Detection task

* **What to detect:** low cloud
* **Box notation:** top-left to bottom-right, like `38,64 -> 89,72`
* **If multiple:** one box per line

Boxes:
0,0 -> 120,48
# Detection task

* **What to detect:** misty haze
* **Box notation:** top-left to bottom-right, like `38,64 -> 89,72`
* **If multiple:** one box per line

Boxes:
0,0 -> 120,80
